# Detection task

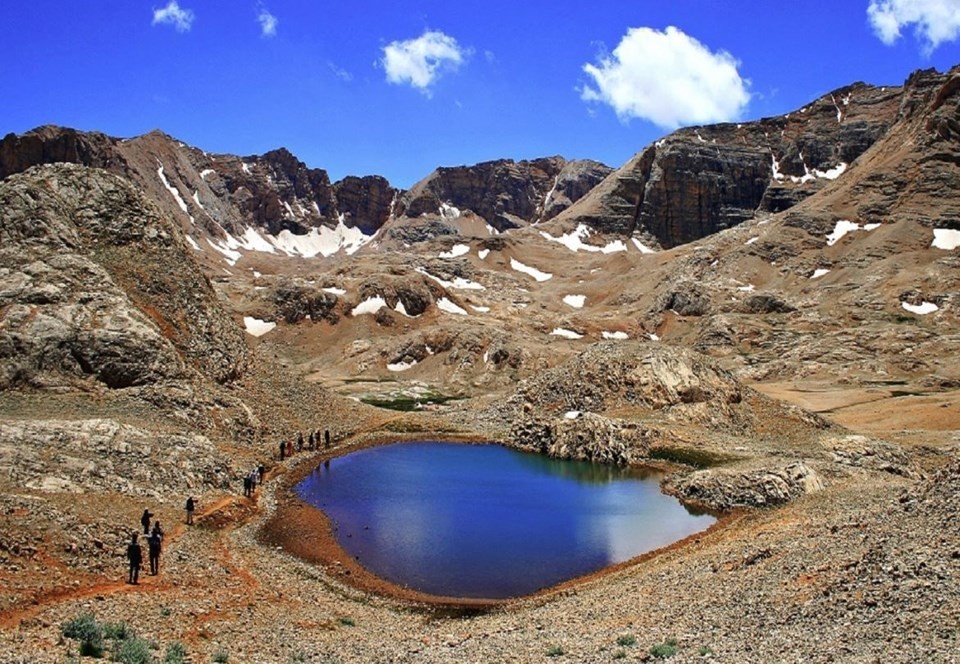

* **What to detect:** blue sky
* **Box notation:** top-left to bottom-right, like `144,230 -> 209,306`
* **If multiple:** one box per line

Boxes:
3,1 -> 960,187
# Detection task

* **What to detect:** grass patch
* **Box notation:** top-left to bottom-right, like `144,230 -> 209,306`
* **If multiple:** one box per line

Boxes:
338,616 -> 356,627
648,446 -> 732,468
359,394 -> 463,412
163,642 -> 188,664
616,634 -> 637,647
112,636 -> 154,664
212,648 -> 229,663
546,644 -> 565,657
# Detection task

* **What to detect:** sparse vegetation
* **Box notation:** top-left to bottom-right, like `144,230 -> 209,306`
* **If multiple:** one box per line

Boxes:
649,638 -> 678,659
212,648 -> 229,663
648,446 -> 733,468
112,636 -> 153,664
612,649 -> 627,659
103,621 -> 133,641
338,616 -> 356,627
62,612 -> 104,658
546,644 -> 565,657
163,642 -> 188,664
698,645 -> 714,657
616,634 -> 637,647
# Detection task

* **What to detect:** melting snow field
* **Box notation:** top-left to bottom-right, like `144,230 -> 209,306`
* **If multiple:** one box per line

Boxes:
351,296 -> 387,316
415,267 -> 485,290
540,224 -> 628,254
510,259 -> 552,282
551,328 -> 583,339
437,297 -> 468,315
826,220 -> 880,246
631,238 -> 656,254
902,301 -> 939,315
932,229 -> 960,250
204,217 -> 376,266
563,294 -> 586,309
439,243 -> 470,259
601,331 -> 629,340
387,359 -> 417,372
243,316 -> 276,337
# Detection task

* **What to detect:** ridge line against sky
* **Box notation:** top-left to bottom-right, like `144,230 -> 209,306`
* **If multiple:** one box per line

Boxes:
4,0 -> 960,187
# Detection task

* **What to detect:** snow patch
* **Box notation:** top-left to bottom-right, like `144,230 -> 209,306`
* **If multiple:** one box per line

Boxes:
439,202 -> 461,219
811,268 -> 830,279
243,316 -> 276,337
242,162 -> 252,175
746,236 -> 759,245
185,236 -> 200,251
901,301 -> 938,315
270,216 -> 375,257
199,168 -> 215,180
648,333 -> 660,341
563,294 -> 586,309
478,248 -> 490,260
156,162 -> 190,216
550,328 -> 583,340
563,410 -> 581,420
486,224 -> 500,236
812,163 -> 847,180
631,238 -> 656,254
415,267 -> 485,290
206,238 -> 241,266
439,243 -> 470,259
351,296 -> 387,316
437,297 -> 468,315
469,304 -> 490,313
540,224 -> 628,254
322,286 -> 346,295
510,258 -> 552,282
932,229 -> 960,250
387,359 -> 417,372
394,300 -> 418,318
601,331 -> 629,340
737,284 -> 755,292
826,220 -> 878,246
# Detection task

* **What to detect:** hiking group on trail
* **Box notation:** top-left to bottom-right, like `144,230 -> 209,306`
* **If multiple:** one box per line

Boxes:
127,512 -> 165,584
125,430 -> 336,584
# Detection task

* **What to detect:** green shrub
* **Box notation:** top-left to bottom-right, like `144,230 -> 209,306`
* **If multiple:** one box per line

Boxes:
163,642 -> 188,664
212,648 -> 229,663
62,612 -> 104,658
616,634 -> 636,647
338,616 -> 355,627
112,636 -> 153,664
546,644 -> 564,657
612,649 -> 627,660
650,638 -> 678,659
103,621 -> 133,641
698,645 -> 714,657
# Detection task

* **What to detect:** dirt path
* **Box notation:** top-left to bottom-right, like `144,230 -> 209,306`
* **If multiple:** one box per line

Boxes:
0,494 -> 257,630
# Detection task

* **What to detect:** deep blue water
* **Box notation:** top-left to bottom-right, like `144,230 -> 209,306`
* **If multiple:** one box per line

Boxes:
296,441 -> 714,599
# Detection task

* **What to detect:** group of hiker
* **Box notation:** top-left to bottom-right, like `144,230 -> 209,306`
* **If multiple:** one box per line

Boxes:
279,428 -> 330,460
125,509 -> 164,584
125,497 -> 196,584
125,429 -> 334,584
242,464 -> 265,497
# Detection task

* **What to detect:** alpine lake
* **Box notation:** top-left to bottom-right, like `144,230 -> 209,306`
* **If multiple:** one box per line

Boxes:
296,441 -> 715,600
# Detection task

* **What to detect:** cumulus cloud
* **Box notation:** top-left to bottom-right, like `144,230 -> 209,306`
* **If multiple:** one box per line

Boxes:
580,26 -> 750,128
152,1 -> 194,33
381,30 -> 468,95
867,0 -> 960,53
257,5 -> 278,38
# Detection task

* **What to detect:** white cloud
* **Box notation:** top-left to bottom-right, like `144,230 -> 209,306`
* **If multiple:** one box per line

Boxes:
257,6 -> 278,38
580,26 -> 750,128
381,30 -> 468,95
328,61 -> 353,82
867,0 -> 960,53
152,1 -> 194,33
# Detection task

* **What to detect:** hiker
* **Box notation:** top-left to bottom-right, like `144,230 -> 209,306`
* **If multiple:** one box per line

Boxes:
147,527 -> 162,575
258,463 -> 265,485
308,431 -> 315,450
151,521 -> 164,540
324,429 -> 330,448
286,440 -> 293,458
185,496 -> 196,525
127,533 -> 143,584
279,439 -> 286,461
140,508 -> 153,535
243,474 -> 252,497
297,432 -> 304,452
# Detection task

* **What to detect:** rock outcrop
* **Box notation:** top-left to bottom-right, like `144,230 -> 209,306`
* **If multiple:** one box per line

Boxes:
0,163 -> 248,388
556,82 -> 903,247
397,156 -> 612,231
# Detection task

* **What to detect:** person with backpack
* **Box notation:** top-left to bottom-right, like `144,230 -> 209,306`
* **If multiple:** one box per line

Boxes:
147,525 -> 162,575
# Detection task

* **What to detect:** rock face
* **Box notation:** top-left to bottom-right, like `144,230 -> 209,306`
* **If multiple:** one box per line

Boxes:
397,157 -> 612,231
556,82 -> 903,247
664,462 -> 825,510
0,163 -> 248,388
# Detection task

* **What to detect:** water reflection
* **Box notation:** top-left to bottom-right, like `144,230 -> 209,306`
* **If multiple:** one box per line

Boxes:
297,441 -> 714,599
